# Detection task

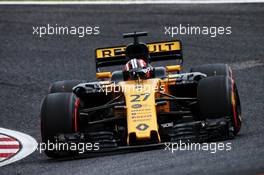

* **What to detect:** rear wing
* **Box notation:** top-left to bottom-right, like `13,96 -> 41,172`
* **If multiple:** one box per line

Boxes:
95,40 -> 183,72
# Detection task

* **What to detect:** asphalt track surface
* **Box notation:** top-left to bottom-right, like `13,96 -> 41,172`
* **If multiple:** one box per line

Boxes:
0,4 -> 264,175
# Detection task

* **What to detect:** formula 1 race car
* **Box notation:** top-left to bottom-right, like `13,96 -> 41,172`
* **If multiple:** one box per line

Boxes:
40,32 -> 241,158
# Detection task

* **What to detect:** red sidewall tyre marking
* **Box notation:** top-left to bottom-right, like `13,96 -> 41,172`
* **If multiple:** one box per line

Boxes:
74,98 -> 80,132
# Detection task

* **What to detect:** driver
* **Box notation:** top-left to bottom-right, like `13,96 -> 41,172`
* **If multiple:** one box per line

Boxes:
123,58 -> 153,80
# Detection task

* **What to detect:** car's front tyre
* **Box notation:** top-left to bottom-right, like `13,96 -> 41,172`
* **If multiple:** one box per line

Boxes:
197,75 -> 241,136
40,92 -> 79,157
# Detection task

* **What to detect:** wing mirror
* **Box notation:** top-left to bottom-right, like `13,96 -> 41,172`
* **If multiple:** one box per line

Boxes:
96,72 -> 112,79
166,65 -> 181,73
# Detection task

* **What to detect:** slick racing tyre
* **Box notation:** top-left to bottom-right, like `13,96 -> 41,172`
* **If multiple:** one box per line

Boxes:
40,92 -> 79,157
197,75 -> 241,135
49,80 -> 85,94
191,63 -> 232,77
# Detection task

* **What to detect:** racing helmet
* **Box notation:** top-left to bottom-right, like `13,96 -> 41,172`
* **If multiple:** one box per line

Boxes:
124,58 -> 152,80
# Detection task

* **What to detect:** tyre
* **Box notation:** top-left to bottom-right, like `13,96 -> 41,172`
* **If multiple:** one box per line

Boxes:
191,63 -> 232,77
197,75 -> 241,135
40,92 -> 79,157
49,80 -> 85,94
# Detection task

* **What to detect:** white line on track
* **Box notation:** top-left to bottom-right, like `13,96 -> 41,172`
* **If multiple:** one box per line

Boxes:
0,0 -> 264,5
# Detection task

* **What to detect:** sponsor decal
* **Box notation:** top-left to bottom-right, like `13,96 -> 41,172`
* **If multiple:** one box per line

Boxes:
136,123 -> 149,131
132,115 -> 152,119
0,128 -> 37,167
132,104 -> 142,109
96,41 -> 181,59
131,108 -> 151,112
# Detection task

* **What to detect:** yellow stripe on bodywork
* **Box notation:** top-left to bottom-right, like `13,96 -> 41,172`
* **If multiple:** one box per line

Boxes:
118,79 -> 161,145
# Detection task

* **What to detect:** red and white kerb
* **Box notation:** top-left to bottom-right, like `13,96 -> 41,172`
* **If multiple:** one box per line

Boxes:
0,134 -> 21,162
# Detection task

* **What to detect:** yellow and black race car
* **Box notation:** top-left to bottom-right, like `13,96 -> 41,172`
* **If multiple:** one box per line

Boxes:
40,32 -> 241,158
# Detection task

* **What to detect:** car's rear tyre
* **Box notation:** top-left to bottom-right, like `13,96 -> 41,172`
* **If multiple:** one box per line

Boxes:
191,63 -> 231,77
49,80 -> 85,94
197,75 -> 241,135
40,92 -> 79,157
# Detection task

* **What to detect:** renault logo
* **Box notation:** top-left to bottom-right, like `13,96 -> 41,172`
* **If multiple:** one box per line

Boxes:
136,123 -> 149,131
